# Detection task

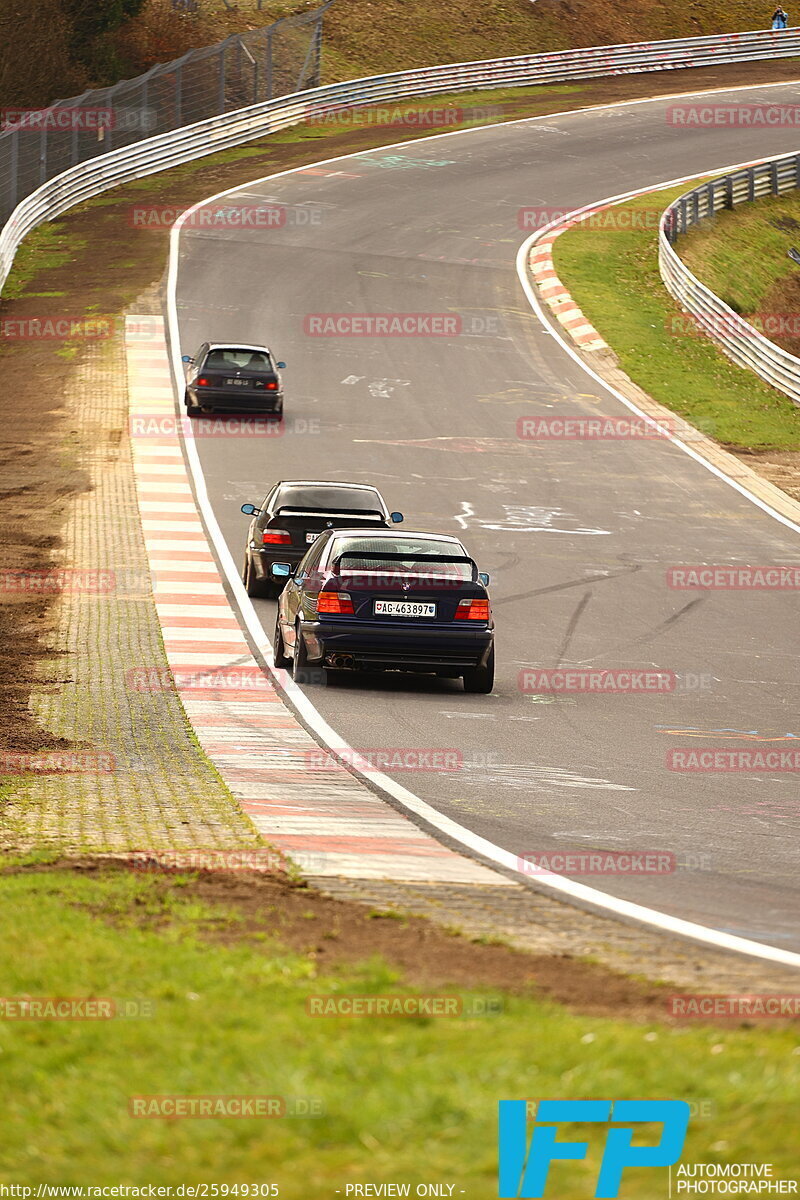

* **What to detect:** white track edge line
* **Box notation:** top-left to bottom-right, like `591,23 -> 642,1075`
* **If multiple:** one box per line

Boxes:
165,83 -> 800,969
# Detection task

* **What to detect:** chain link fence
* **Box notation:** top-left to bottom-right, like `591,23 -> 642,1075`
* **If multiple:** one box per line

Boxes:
0,1 -> 332,227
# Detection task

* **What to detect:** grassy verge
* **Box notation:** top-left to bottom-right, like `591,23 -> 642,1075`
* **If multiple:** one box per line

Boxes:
0,860 -> 798,1191
552,183 -> 800,450
679,191 -> 800,357
680,192 -> 800,312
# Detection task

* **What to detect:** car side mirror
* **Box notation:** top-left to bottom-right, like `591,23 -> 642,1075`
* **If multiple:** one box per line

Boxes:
390,512 -> 404,523
271,562 -> 293,578
478,572 -> 490,587
276,361 -> 287,369
241,503 -> 260,516
181,355 -> 193,363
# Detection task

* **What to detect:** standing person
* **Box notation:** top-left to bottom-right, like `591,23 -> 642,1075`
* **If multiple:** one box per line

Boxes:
771,7 -> 789,28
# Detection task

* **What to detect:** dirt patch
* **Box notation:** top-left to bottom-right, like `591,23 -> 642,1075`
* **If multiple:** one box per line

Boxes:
12,855 -> 683,1020
727,445 -> 800,500
2,58 -> 800,759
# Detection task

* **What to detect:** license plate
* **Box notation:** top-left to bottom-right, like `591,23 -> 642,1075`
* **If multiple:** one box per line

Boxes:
305,532 -> 319,544
374,600 -> 436,618
225,377 -> 249,387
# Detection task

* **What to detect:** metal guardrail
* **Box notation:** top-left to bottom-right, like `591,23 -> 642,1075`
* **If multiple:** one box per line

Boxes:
0,2 -> 331,229
660,153 -> 800,406
4,27 -> 800,297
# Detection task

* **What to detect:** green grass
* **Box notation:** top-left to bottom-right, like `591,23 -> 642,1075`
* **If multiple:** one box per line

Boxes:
679,191 -> 800,315
0,224 -> 87,302
552,183 -> 800,450
0,862 -> 798,1193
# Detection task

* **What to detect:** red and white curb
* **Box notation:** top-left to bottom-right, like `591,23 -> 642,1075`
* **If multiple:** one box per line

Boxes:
125,315 -> 510,886
529,225 -> 609,353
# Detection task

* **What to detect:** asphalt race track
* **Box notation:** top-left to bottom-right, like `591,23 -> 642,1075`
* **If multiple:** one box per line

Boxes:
172,82 -> 800,952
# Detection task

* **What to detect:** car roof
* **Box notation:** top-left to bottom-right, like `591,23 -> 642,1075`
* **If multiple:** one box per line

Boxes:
326,529 -> 463,542
206,343 -> 273,354
274,480 -> 382,493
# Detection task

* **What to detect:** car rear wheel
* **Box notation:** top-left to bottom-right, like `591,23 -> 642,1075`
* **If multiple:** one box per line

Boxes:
184,390 -> 201,418
462,646 -> 495,694
243,554 -> 270,599
292,623 -> 309,682
273,616 -> 291,669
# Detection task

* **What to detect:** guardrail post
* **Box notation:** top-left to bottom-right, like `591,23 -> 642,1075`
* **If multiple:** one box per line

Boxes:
691,189 -> 700,226
725,176 -> 734,209
312,15 -> 323,87
218,46 -> 226,113
771,161 -> 779,195
266,30 -> 273,101
38,127 -> 47,186
748,167 -> 756,201
9,130 -> 19,215
140,79 -> 148,143
175,64 -> 182,127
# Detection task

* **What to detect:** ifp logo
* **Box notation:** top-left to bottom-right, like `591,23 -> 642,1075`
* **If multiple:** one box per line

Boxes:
498,1099 -> 690,1197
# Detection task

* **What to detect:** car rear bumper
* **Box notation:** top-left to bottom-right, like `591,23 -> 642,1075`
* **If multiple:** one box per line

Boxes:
300,618 -> 493,670
187,388 -> 283,412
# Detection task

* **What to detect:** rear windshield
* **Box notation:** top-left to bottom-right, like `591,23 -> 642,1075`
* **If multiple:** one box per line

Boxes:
329,537 -> 472,579
205,349 -> 272,370
275,485 -> 384,514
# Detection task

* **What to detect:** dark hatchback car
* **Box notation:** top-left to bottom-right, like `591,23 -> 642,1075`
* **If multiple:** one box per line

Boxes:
240,481 -> 403,598
271,529 -> 494,693
183,343 -> 286,416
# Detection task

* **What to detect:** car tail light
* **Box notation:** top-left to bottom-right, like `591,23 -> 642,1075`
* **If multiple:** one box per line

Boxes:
262,529 -> 292,545
266,381 -> 278,390
197,376 -> 211,386
455,598 -> 490,621
317,591 -> 354,615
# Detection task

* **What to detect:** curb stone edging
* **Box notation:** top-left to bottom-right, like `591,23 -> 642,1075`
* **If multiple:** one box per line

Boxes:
528,227 -> 610,354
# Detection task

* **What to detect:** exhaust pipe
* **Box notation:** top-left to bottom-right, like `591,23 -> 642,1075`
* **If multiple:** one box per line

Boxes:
326,653 -> 355,669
